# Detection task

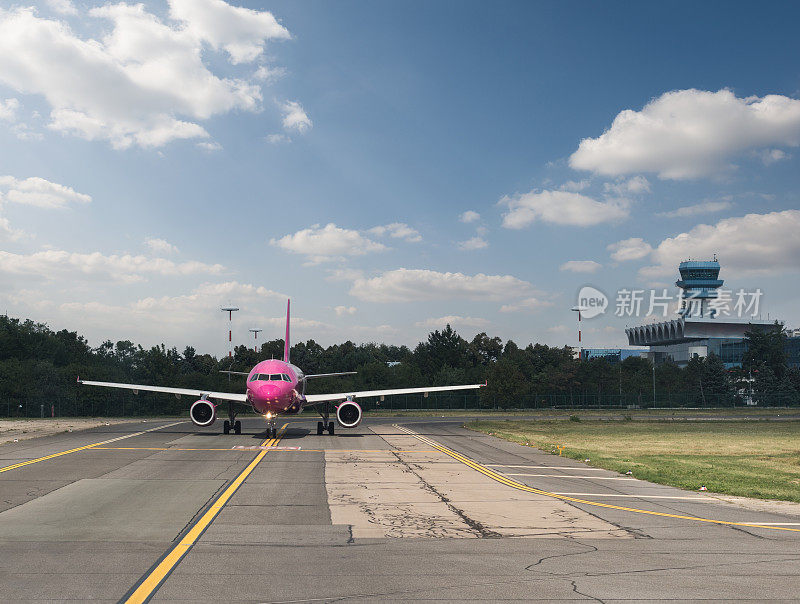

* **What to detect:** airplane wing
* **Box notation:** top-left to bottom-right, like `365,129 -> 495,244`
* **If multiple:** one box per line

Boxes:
304,383 -> 484,404
77,379 -> 248,402
305,372 -> 358,379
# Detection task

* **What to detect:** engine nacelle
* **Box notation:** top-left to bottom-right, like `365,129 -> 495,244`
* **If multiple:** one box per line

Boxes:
336,400 -> 362,428
190,399 -> 216,427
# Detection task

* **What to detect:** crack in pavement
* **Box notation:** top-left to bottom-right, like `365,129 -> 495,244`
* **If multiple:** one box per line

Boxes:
571,579 -> 606,602
390,450 -> 501,538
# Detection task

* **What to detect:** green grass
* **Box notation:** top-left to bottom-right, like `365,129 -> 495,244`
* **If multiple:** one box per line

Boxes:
467,419 -> 800,503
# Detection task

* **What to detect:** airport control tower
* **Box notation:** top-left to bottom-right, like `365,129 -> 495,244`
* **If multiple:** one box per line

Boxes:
676,256 -> 724,318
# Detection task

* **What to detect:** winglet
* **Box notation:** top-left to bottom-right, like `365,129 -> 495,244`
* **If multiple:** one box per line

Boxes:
283,299 -> 291,363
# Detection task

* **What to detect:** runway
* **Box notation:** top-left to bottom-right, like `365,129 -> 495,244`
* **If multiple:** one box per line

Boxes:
1,416 -> 799,602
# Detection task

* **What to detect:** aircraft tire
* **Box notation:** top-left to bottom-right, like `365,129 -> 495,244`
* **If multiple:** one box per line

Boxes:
317,421 -> 324,435
234,420 -> 241,435
223,420 -> 230,435
327,421 -> 335,435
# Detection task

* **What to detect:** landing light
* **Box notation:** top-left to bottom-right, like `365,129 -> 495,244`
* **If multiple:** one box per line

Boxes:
265,412 -> 272,419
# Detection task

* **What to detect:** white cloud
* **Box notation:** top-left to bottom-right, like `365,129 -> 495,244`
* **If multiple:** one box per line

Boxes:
0,216 -> 25,241
334,305 -> 356,316
607,237 -> 653,262
759,148 -> 789,165
144,237 -> 179,255
457,236 -> 488,251
656,199 -> 733,218
0,98 -> 19,121
500,189 -> 628,228
50,280 -> 286,336
168,0 -> 290,64
265,133 -> 290,144
570,88 -> 800,179
270,223 -> 386,264
196,141 -> 222,152
0,249 -> 224,283
368,223 -> 421,242
0,4 -> 289,149
559,180 -> 590,192
347,268 -> 535,302
280,100 -> 312,133
603,175 -> 650,196
459,210 -> 480,223
254,64 -> 286,83
415,315 -> 490,329
559,260 -> 602,274
641,210 -> 800,277
0,175 -> 91,209
499,297 -> 554,313
46,0 -> 77,15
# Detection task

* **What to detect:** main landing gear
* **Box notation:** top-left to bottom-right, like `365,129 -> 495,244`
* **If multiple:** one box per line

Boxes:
223,402 -> 241,435
316,401 -> 335,435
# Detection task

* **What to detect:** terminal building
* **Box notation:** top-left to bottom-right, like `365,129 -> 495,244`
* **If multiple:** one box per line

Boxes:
624,259 -> 789,368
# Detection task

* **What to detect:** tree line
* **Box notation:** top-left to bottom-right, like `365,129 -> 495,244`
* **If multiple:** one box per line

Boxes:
0,315 -> 797,416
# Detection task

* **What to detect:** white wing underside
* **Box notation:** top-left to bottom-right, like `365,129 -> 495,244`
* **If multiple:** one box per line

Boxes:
304,383 -> 483,404
78,380 -> 484,406
78,380 -> 248,402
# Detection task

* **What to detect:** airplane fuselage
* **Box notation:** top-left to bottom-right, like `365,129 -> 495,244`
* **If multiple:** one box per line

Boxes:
245,359 -> 307,416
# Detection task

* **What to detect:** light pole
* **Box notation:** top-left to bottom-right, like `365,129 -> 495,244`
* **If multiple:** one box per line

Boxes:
652,362 -> 657,406
221,306 -> 239,360
249,328 -> 262,353
570,306 -> 587,360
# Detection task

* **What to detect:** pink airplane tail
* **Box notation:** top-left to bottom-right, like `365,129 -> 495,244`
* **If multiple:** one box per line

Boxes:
283,299 -> 291,363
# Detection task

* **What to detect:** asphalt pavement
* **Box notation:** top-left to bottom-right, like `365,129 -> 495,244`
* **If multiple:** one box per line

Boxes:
0,415 -> 798,602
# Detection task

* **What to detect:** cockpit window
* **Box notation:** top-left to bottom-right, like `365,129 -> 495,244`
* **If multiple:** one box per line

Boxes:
250,373 -> 292,382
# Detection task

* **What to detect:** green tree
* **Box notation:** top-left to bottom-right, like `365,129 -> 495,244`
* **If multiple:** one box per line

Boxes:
743,322 -> 788,380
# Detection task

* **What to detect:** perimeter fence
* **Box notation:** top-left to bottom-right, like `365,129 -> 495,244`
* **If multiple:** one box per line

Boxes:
0,390 -> 797,418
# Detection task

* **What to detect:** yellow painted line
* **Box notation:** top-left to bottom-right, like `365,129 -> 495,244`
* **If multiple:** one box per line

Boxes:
123,423 -> 289,604
89,447 -> 438,453
91,447 -> 243,451
0,422 -> 184,474
395,425 -> 800,534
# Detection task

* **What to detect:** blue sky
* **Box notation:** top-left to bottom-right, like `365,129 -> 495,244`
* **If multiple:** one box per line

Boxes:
0,0 -> 798,355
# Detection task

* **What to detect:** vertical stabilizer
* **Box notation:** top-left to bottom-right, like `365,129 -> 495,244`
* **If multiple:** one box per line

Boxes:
283,299 -> 291,363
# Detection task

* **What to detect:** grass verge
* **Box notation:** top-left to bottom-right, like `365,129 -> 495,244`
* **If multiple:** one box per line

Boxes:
466,419 -> 800,503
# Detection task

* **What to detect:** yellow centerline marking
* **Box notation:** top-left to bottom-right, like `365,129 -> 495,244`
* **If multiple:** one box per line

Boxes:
123,423 -> 289,604
89,447 -> 438,453
0,422 -> 184,474
395,425 -> 800,534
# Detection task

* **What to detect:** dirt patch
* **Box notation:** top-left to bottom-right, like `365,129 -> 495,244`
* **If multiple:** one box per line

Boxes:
0,418 -> 136,445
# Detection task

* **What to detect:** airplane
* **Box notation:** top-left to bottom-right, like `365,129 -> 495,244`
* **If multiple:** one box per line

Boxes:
78,300 -> 484,437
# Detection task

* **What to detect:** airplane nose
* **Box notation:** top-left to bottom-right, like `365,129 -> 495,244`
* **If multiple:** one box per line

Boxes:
257,384 -> 281,400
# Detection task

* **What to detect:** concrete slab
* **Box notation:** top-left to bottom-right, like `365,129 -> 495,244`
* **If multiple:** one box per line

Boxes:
0,477 -> 225,541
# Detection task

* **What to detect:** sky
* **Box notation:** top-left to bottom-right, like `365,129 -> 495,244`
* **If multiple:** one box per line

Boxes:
0,0 -> 798,356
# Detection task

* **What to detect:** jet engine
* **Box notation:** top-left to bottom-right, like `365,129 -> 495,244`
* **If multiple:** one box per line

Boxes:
335,400 -> 362,428
190,399 -> 216,427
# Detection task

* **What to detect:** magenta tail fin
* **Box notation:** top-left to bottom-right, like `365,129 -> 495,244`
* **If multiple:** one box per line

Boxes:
283,299 -> 291,363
